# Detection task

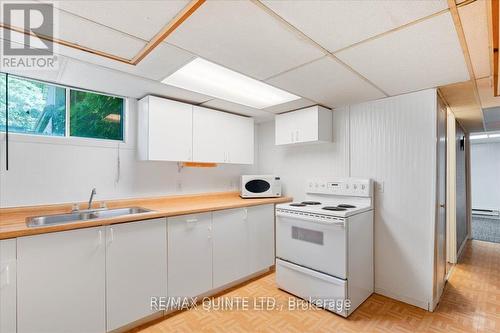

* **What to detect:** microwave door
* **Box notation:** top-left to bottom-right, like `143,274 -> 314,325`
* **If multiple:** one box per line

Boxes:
245,179 -> 271,194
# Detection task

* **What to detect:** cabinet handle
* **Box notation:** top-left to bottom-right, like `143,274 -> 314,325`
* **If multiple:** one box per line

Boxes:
1,264 -> 10,287
98,230 -> 103,245
208,226 -> 212,239
109,227 -> 114,244
244,208 -> 248,221
290,132 -> 294,142
186,218 -> 198,223
227,152 -> 230,163
295,130 -> 299,142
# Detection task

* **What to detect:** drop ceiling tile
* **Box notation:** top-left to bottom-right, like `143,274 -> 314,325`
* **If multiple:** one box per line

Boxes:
56,9 -> 146,59
262,98 -> 316,114
477,77 -> 500,109
266,56 -> 385,108
53,0 -> 189,40
458,0 -> 490,79
336,12 -> 469,96
201,99 -> 274,122
262,0 -> 447,52
167,0 -> 325,80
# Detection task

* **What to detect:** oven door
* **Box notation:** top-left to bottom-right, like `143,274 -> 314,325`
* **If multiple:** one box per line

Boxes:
276,214 -> 346,279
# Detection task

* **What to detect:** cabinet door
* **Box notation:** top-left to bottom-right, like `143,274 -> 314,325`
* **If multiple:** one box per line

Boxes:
0,239 -> 16,333
212,208 -> 249,288
275,112 -> 295,145
17,227 -> 106,333
168,213 -> 212,298
295,108 -> 318,143
225,114 -> 254,164
106,219 -> 167,332
148,96 -> 193,162
193,106 -> 226,163
248,204 -> 275,272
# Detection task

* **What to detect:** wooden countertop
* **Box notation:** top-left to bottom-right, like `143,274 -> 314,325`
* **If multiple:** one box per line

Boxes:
0,192 -> 292,239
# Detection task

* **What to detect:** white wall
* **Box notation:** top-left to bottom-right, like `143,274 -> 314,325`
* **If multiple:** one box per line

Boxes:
258,89 -> 438,310
0,99 -> 256,207
471,141 -> 500,210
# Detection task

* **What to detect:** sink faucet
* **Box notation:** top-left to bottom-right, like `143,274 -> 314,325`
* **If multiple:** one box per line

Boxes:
88,188 -> 97,210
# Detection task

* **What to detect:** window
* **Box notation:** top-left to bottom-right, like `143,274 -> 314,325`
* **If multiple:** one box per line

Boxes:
70,90 -> 124,141
0,74 -> 66,136
0,73 -> 125,141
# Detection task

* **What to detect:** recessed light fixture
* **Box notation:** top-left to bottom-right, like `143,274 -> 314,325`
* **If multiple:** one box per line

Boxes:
470,134 -> 488,140
162,58 -> 300,109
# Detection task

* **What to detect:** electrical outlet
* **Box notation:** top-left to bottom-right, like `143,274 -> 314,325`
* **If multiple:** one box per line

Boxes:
376,181 -> 384,193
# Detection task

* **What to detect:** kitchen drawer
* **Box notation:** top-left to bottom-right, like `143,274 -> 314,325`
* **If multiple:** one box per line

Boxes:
276,259 -> 348,317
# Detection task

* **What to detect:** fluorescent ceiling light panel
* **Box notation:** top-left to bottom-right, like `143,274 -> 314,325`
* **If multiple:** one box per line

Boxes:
488,133 -> 500,138
470,134 -> 488,140
162,58 -> 300,109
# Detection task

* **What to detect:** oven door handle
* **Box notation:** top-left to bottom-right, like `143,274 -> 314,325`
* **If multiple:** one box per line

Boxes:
276,212 -> 345,227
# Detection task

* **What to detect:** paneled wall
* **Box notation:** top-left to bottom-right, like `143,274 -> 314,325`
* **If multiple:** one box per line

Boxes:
0,99 -> 256,207
258,89 -> 438,310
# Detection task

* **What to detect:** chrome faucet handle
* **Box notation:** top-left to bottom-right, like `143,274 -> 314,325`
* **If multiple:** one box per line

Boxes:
100,202 -> 107,209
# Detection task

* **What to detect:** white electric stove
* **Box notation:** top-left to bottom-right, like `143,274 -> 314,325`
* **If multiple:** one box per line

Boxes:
275,177 -> 374,317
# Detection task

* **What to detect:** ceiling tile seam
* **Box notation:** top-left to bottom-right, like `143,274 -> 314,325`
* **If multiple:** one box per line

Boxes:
251,0 -> 389,97
331,9 -> 451,55
162,41 -> 323,106
448,0 -> 485,130
33,0 -> 150,44
263,55 -> 328,81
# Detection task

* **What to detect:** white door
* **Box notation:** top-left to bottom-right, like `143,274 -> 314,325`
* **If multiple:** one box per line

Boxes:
213,208 -> 249,288
106,219 -> 167,331
0,239 -> 16,333
248,204 -> 275,272
434,100 -> 447,307
276,215 -> 347,279
168,213 -> 212,298
17,227 -> 106,333
225,114 -> 254,164
148,96 -> 193,162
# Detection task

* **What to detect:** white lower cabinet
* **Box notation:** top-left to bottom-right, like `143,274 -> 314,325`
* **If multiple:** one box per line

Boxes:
17,227 -> 106,333
248,204 -> 275,272
168,213 -> 212,298
0,239 -> 16,333
105,218 -> 167,332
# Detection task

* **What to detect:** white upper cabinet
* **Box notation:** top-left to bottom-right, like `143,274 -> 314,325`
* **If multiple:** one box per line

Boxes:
138,96 -> 193,162
275,105 -> 332,145
138,96 -> 254,164
193,106 -> 254,164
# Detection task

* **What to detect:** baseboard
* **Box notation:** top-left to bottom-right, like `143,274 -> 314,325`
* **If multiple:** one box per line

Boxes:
374,287 -> 429,311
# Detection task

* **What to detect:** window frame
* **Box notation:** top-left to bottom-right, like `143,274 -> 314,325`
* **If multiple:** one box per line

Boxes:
0,72 -> 128,148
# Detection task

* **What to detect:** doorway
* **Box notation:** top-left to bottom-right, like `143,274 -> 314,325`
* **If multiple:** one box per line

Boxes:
470,132 -> 500,244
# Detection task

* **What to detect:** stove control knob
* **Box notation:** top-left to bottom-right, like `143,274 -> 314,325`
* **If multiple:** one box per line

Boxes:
315,183 -> 319,188
353,184 -> 358,190
362,184 -> 366,190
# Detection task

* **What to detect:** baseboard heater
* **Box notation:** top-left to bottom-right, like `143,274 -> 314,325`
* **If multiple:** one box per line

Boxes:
472,208 -> 500,218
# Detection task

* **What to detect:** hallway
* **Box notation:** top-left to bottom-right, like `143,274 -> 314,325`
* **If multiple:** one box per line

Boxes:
136,240 -> 499,333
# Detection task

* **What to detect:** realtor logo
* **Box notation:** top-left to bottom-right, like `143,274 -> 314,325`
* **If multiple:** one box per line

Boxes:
1,1 -> 58,70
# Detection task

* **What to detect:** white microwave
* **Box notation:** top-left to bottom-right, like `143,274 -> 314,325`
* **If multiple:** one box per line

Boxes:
240,175 -> 282,198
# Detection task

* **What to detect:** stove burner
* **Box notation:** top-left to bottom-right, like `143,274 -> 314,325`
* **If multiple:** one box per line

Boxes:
337,204 -> 356,208
301,201 -> 322,205
290,203 -> 307,207
322,206 -> 347,211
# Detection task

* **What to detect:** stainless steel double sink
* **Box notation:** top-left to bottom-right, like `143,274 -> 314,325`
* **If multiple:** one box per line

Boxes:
26,207 -> 152,227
